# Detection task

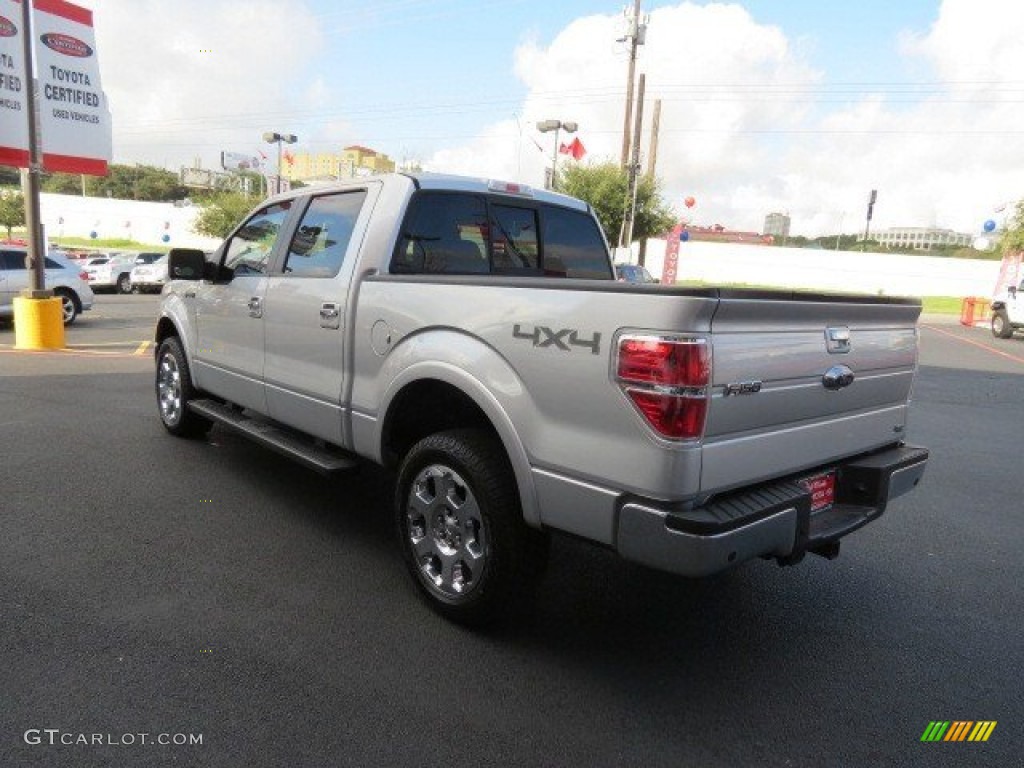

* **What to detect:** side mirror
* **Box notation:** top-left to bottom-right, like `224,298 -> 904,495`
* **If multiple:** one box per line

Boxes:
1009,285 -> 1018,298
167,248 -> 207,280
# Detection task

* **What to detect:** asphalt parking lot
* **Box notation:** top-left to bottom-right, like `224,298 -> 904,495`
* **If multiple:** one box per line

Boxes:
1,296 -> 1021,767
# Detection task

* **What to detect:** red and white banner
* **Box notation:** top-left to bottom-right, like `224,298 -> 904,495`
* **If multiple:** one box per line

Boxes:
661,223 -> 683,284
0,0 -> 111,175
0,0 -> 30,168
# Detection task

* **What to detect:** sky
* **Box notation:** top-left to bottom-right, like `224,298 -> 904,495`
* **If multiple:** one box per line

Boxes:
72,0 -> 1024,237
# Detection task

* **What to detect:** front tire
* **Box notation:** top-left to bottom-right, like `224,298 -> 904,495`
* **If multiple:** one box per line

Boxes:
395,429 -> 548,626
156,336 -> 213,438
117,273 -> 132,294
991,310 -> 1014,339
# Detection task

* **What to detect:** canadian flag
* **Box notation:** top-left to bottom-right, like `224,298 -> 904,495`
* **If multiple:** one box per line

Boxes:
558,137 -> 586,160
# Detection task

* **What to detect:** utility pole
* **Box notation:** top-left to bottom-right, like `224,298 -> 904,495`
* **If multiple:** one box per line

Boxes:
620,73 -> 645,252
646,98 -> 662,180
619,0 -> 646,169
863,189 -> 877,251
636,97 -> 661,266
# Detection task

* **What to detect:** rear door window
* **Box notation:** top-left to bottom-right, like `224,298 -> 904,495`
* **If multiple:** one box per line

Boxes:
393,193 -> 489,274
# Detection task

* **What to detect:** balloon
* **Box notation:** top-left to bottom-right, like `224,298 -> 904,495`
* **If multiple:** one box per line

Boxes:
983,219 -> 996,232
162,234 -> 170,243
680,231 -> 690,242
684,196 -> 696,208
89,231 -> 97,239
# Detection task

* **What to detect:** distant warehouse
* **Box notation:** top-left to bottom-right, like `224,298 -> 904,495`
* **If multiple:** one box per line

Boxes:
875,227 -> 973,251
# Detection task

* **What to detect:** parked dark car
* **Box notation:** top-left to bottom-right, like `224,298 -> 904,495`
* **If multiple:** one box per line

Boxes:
614,263 -> 659,283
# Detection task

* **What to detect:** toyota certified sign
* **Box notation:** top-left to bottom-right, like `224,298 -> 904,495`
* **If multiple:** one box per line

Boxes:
40,32 -> 93,57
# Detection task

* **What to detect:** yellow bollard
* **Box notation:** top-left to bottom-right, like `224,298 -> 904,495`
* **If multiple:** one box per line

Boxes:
13,296 -> 66,350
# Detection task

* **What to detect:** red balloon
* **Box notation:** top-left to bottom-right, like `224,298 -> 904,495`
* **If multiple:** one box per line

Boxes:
684,196 -> 695,208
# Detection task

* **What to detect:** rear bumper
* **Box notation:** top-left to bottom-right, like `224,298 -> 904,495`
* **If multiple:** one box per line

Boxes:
616,443 -> 929,577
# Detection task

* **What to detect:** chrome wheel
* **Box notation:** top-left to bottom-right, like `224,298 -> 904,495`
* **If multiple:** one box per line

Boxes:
157,351 -> 183,426
406,464 -> 488,598
58,292 -> 76,324
117,274 -> 131,293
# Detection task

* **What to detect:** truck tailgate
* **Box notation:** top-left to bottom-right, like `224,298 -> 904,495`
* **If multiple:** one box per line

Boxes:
701,293 -> 921,495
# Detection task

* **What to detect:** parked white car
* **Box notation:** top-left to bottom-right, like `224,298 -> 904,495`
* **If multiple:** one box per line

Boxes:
84,254 -> 137,294
0,246 -> 95,324
130,254 -> 169,293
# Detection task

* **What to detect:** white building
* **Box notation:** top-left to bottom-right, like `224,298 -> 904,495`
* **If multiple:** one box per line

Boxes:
875,227 -> 972,251
763,212 -> 791,239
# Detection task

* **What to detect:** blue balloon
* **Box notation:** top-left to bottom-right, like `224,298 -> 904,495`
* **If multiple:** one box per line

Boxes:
89,230 -> 97,239
161,234 -> 171,243
680,231 -> 690,242
983,219 -> 996,232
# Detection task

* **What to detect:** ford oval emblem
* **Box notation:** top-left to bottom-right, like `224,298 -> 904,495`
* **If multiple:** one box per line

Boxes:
822,364 -> 855,390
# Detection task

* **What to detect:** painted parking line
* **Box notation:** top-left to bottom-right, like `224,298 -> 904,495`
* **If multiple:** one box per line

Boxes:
920,323 -> 1024,365
0,341 -> 152,359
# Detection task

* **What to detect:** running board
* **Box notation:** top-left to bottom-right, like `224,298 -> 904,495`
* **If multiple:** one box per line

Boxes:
188,399 -> 358,474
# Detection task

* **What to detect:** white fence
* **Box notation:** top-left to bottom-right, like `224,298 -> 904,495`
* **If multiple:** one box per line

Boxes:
636,239 -> 1001,298
31,192 -> 1004,296
39,193 -> 222,250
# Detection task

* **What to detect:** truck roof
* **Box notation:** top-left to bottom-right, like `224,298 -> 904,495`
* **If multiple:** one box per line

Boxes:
265,171 -> 591,212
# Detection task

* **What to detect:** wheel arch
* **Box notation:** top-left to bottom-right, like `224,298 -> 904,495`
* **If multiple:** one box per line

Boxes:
378,363 -> 541,528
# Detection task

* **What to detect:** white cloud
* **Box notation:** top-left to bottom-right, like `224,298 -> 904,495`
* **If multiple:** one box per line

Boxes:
425,0 -> 1024,236
86,0 -> 324,169
69,0 -> 1023,237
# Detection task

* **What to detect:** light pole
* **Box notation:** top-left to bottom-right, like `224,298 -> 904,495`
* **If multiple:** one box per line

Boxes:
263,131 -> 297,194
536,119 -> 577,191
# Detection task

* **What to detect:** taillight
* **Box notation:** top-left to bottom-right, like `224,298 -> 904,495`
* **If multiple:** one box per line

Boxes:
615,335 -> 711,440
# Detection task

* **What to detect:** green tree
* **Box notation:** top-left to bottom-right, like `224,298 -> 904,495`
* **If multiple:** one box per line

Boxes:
42,164 -> 188,201
1000,200 -> 1024,254
559,162 -> 676,250
0,190 -> 25,238
40,172 -> 84,195
192,192 -> 255,240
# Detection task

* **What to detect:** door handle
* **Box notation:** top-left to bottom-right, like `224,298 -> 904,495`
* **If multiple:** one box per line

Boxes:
320,302 -> 341,329
248,297 -> 262,318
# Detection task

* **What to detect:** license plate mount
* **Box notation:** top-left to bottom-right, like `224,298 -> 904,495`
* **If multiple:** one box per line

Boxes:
800,470 -> 836,513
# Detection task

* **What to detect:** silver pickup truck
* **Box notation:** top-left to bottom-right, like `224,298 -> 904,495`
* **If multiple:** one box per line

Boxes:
154,172 -> 928,624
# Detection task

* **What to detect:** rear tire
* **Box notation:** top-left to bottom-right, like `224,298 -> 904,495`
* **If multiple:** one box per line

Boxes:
117,273 -> 132,294
54,288 -> 80,325
156,336 -> 213,438
395,429 -> 548,626
992,310 -> 1014,339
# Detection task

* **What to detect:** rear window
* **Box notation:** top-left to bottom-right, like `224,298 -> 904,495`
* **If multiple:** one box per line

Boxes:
391,191 -> 611,279
0,250 -> 26,270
